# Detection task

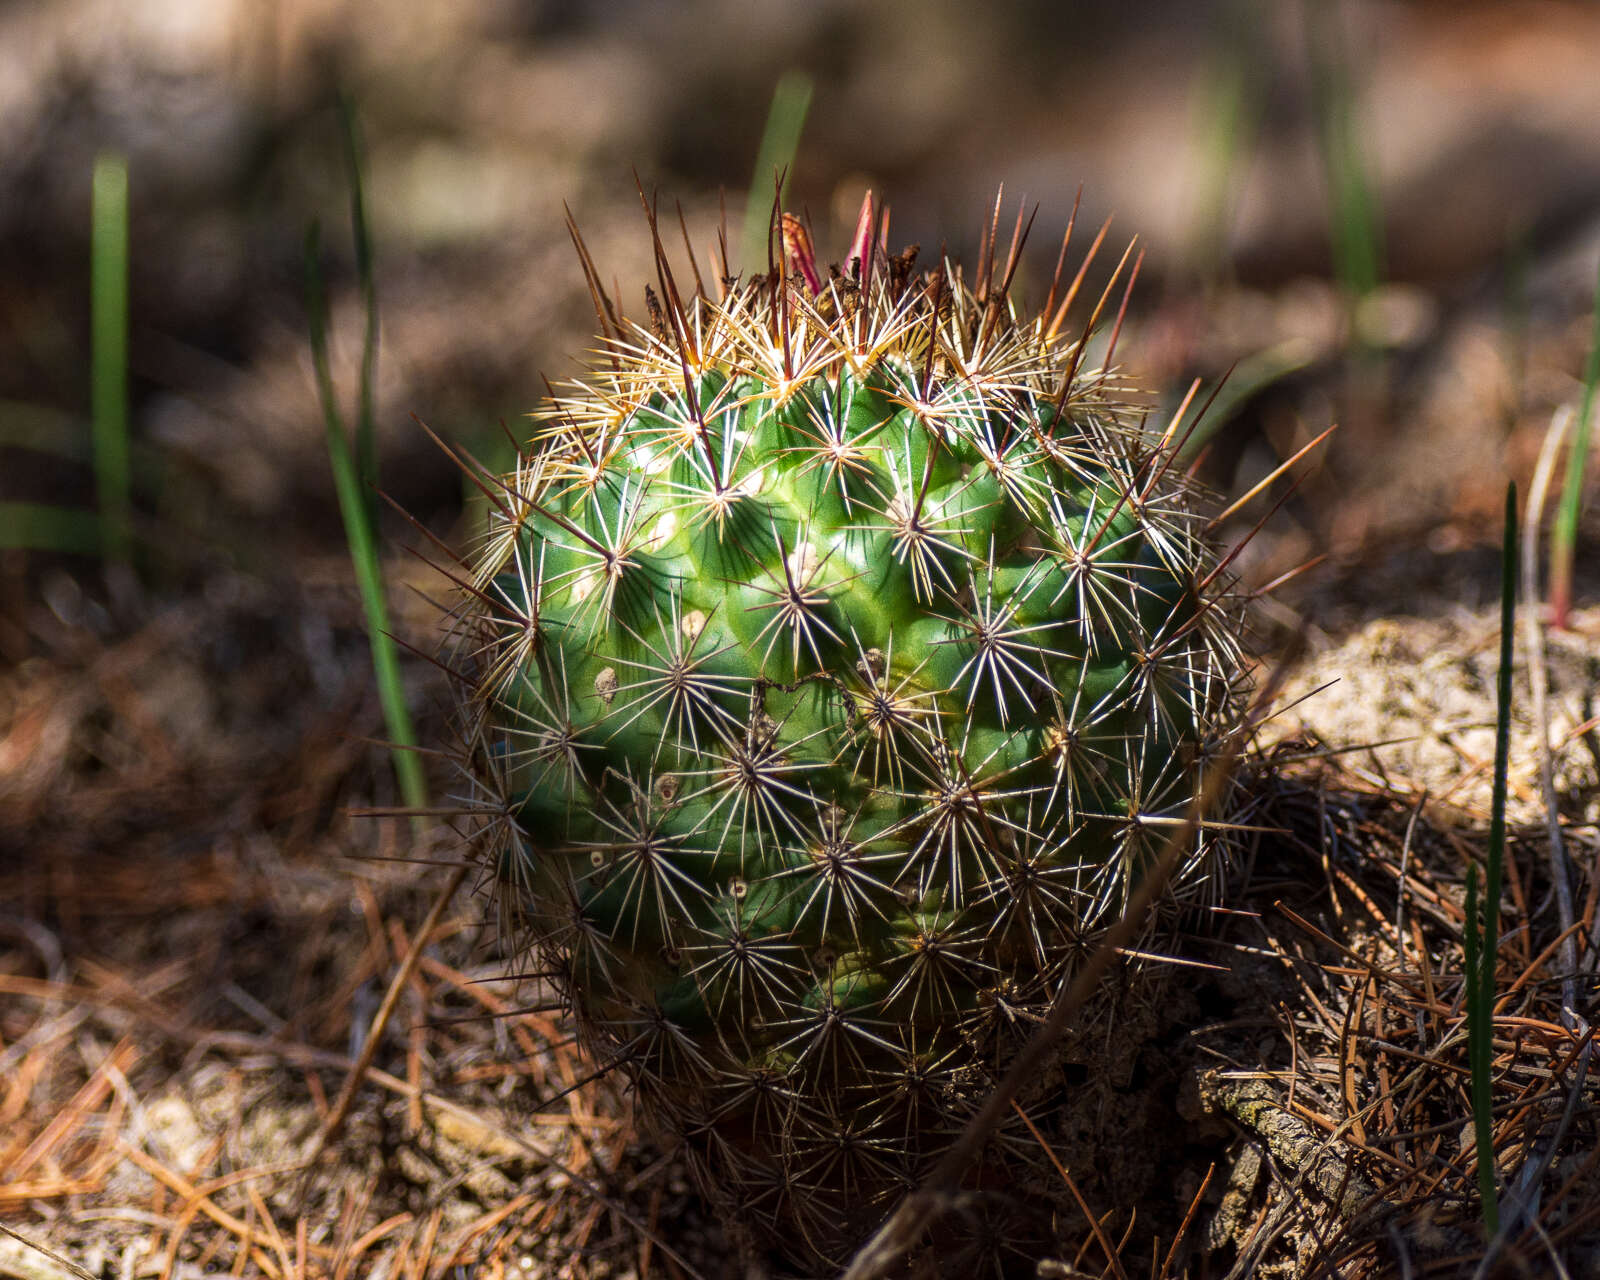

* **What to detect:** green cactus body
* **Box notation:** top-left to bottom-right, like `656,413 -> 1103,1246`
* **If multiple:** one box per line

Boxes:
460,203 -> 1246,1271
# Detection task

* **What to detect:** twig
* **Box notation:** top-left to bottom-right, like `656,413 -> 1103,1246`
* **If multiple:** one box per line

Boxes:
116,1141 -> 298,1276
299,864 -> 468,1189
3,1038 -> 137,1181
0,1222 -> 98,1280
1197,1071 -> 1377,1217
1010,1101 -> 1129,1280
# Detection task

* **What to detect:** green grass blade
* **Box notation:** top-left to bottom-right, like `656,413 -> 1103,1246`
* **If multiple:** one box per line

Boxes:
305,222 -> 430,822
1175,342 -> 1316,462
1188,0 -> 1261,284
0,503 -> 101,555
1548,255 -> 1600,626
91,152 -> 131,563
1303,1 -> 1382,307
740,70 -> 814,278
1467,480 -> 1517,1237
1462,859 -> 1480,1105
338,93 -> 381,533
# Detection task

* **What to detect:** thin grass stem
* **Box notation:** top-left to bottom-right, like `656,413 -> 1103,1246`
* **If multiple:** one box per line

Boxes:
1187,0 -> 1260,286
1303,1 -> 1382,312
1548,256 -> 1600,626
740,70 -> 813,278
305,218 -> 430,824
339,93 -> 381,533
91,152 -> 131,563
0,502 -> 101,555
1467,481 -> 1517,1237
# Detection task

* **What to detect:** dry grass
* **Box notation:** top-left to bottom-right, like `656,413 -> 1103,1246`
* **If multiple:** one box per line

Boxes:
0,568 -> 729,1280
1181,749 -> 1599,1277
1,553 -> 1596,1280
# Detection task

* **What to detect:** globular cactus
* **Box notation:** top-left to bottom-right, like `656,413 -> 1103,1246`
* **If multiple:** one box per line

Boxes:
454,193 -> 1249,1273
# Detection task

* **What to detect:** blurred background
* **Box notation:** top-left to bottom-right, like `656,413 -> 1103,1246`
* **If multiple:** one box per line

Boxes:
7,0 -> 1600,883
5,0 -> 1600,586
3,3 -> 1600,1272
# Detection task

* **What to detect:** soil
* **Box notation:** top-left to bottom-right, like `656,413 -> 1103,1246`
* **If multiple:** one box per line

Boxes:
5,2 -> 1600,1277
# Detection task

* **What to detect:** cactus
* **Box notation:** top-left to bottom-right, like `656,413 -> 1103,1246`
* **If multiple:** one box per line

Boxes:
454,193 -> 1249,1272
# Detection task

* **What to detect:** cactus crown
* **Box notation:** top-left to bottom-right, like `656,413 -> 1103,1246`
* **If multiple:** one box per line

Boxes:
455,192 -> 1249,1272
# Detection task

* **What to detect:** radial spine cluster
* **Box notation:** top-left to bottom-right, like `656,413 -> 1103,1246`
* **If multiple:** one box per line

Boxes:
456,195 -> 1249,1270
